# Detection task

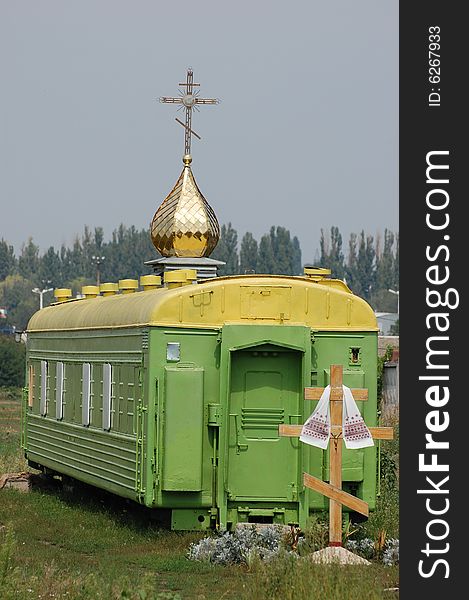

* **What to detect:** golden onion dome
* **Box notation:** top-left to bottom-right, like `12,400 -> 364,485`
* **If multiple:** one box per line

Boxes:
150,155 -> 220,258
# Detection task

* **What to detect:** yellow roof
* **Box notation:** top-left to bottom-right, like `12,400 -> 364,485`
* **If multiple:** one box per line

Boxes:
27,275 -> 378,332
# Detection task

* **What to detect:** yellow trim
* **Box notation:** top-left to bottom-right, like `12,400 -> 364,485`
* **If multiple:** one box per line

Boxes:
28,275 -> 378,332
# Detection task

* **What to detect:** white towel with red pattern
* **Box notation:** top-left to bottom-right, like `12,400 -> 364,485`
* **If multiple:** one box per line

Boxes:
300,385 -> 374,450
342,385 -> 374,449
299,385 -> 331,449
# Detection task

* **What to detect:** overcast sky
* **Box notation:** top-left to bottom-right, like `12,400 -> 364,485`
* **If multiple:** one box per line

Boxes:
0,0 -> 398,265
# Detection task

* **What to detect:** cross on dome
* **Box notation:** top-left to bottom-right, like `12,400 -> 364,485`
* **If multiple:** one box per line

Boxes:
159,67 -> 219,156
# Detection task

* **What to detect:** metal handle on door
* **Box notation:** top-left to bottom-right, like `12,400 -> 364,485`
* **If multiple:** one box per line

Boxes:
230,413 -> 248,453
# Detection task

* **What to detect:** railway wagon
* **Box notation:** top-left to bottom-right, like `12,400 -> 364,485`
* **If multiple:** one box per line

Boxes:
22,269 -> 379,531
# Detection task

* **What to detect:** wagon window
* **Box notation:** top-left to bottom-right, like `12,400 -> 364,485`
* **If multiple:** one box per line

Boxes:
40,360 -> 48,416
28,364 -> 34,408
56,362 -> 65,420
82,363 -> 92,426
103,363 -> 112,431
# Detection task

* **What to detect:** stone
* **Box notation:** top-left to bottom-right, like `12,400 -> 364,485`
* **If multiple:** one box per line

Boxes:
308,546 -> 371,565
0,472 -> 32,493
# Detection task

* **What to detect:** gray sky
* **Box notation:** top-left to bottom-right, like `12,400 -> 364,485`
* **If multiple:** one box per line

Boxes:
0,0 -> 398,265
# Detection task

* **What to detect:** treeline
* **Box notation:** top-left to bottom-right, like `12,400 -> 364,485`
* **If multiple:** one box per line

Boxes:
0,223 -> 398,331
0,224 -> 304,330
212,224 -> 302,277
0,225 -> 158,331
318,226 -> 399,311
0,225 -> 155,290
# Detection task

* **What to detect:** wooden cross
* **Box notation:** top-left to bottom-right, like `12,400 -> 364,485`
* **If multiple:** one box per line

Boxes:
160,67 -> 219,156
279,364 -> 394,546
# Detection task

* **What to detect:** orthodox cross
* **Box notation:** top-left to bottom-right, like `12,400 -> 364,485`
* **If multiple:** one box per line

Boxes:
279,364 -> 394,546
160,68 -> 219,156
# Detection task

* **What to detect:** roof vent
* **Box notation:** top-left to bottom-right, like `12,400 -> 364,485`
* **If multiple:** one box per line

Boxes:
54,288 -> 72,303
81,285 -> 100,299
140,275 -> 162,291
164,269 -> 197,289
118,279 -> 139,294
303,267 -> 331,281
100,282 -> 118,296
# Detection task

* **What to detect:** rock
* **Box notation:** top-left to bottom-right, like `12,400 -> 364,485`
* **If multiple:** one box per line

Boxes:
308,546 -> 371,565
0,472 -> 32,493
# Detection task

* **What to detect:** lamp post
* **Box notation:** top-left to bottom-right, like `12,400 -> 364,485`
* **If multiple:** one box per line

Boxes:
91,255 -> 106,286
32,286 -> 53,310
388,289 -> 399,315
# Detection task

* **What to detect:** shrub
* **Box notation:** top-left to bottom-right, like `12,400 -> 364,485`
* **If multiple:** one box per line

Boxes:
346,537 -> 399,566
187,525 -> 285,565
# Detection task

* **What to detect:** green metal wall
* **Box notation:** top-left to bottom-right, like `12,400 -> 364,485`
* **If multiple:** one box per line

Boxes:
24,329 -> 145,501
24,324 -> 377,530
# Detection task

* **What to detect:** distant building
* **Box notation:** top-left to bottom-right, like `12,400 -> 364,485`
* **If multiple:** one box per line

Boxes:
0,325 -> 16,336
382,352 -> 399,418
378,335 -> 399,356
375,312 -> 399,335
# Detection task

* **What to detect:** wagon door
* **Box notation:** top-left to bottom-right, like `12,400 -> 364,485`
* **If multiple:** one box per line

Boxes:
227,347 -> 301,503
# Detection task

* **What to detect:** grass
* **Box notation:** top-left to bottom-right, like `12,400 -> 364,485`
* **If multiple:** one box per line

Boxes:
358,410 -> 399,544
0,483 -> 246,600
0,387 -> 27,474
1,388 -> 399,599
248,556 -> 398,600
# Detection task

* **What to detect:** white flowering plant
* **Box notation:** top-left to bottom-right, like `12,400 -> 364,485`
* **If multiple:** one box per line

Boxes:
187,525 -> 285,565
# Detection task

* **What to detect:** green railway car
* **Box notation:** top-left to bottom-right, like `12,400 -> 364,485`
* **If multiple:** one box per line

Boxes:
22,269 -> 379,531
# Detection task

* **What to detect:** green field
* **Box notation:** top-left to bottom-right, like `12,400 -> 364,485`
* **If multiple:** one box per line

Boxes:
1,388 -> 398,599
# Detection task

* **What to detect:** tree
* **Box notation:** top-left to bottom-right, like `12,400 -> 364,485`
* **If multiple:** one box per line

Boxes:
211,223 -> 239,276
346,232 -> 358,291
292,236 -> 302,275
356,231 -> 375,301
319,229 -> 328,265
375,229 -> 395,292
257,234 -> 275,274
18,238 -> 40,284
38,246 -> 62,288
0,335 -> 26,387
0,239 -> 16,281
239,232 -> 258,273
319,226 -> 345,280
0,275 -> 38,330
60,244 -> 73,284
370,289 -> 397,312
104,224 -> 155,282
60,237 -> 85,284
269,227 -> 293,274
68,277 -> 93,297
239,227 -> 301,275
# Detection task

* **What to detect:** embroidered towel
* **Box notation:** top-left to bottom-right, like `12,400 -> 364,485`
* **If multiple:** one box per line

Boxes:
342,385 -> 374,449
299,385 -> 331,449
299,385 -> 374,450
